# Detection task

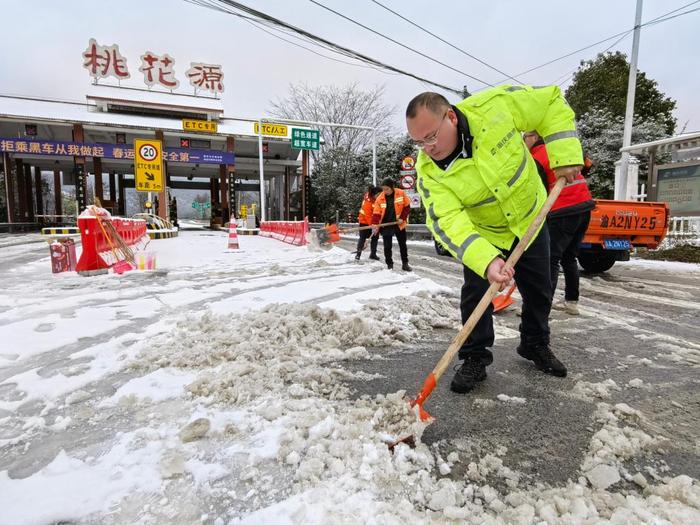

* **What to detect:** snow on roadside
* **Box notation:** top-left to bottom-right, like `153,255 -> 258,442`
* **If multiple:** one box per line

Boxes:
619,258 -> 700,273
1,233 -> 699,523
110,299 -> 700,523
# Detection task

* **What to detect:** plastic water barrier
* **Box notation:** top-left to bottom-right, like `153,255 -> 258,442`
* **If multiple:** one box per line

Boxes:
258,219 -> 309,246
76,212 -> 149,272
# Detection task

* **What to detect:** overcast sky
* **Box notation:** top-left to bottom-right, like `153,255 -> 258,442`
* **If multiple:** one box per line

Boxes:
1,0 -> 698,137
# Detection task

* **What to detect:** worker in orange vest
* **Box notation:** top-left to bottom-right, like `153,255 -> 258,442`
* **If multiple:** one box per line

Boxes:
355,185 -> 382,261
371,178 -> 412,271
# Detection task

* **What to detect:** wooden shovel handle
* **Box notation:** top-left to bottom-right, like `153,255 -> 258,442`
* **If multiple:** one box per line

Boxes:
340,221 -> 400,234
430,177 -> 567,382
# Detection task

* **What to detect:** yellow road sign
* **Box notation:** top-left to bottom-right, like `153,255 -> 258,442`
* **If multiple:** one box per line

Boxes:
182,119 -> 218,133
134,138 -> 164,192
253,122 -> 288,137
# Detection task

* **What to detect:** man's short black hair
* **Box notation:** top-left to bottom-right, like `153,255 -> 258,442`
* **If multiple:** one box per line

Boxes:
406,92 -> 451,119
371,185 -> 383,196
381,178 -> 395,188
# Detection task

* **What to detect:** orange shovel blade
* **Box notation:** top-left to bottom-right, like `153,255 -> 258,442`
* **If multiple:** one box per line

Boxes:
411,373 -> 436,422
492,283 -> 516,313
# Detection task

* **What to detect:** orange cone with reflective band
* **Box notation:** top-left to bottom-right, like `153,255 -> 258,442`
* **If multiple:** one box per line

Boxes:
227,219 -> 239,250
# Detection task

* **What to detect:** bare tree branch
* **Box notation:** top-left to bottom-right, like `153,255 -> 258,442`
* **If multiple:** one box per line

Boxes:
269,82 -> 396,161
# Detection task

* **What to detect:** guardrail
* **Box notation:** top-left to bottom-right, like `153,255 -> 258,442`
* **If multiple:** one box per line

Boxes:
663,216 -> 700,247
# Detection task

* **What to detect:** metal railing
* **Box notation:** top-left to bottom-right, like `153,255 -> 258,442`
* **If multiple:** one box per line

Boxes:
655,216 -> 700,249
666,216 -> 700,241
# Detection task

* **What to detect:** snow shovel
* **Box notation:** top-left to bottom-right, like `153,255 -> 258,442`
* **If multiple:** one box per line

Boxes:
409,177 -> 567,423
310,221 -> 400,248
492,283 -> 517,313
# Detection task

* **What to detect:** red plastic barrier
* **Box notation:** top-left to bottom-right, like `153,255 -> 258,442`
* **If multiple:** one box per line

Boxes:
76,214 -> 148,272
259,219 -> 309,246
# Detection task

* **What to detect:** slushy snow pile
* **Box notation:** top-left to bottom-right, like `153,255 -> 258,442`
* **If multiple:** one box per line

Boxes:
1,234 -> 699,524
119,297 -> 699,524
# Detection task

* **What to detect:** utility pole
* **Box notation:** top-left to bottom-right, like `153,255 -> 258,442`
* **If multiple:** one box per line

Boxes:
618,0 -> 644,200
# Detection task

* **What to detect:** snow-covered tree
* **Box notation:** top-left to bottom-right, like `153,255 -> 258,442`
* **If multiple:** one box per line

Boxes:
307,147 -> 358,222
309,135 -> 423,223
577,108 -> 668,199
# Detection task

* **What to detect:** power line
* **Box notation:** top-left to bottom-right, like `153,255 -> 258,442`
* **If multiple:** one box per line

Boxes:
308,0 -> 494,87
645,5 -> 700,26
184,0 -> 464,94
644,0 -> 700,23
193,0 -> 398,75
247,15 -> 402,76
186,0 -> 699,98
506,0 -> 700,82
368,0 -> 521,85
244,17 -> 398,74
551,4 -> 700,88
553,31 -> 632,87
512,30 -> 634,79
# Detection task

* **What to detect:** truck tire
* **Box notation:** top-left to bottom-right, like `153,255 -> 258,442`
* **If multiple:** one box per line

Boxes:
578,251 -> 616,273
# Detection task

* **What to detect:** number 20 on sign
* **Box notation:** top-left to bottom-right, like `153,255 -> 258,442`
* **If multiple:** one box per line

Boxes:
134,138 -> 164,192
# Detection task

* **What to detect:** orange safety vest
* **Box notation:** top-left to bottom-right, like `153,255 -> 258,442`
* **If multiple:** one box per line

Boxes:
358,192 -> 375,225
372,188 -> 410,230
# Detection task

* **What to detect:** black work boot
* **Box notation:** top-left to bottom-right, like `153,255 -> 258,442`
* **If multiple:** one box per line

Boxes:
517,344 -> 567,377
450,359 -> 487,393
401,263 -> 412,272
355,253 -> 361,261
369,254 -> 380,261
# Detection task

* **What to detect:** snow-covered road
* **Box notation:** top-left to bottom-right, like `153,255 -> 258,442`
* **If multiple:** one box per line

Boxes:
0,230 -> 699,524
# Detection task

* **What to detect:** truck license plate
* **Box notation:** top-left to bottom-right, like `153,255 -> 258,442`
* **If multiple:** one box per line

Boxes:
603,239 -> 631,250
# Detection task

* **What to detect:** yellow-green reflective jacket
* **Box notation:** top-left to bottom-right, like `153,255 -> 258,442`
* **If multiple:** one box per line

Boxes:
415,85 -> 583,277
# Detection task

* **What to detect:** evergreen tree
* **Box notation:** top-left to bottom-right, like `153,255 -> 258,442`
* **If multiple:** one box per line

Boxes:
310,135 -> 424,223
566,51 -> 676,135
577,108 -> 668,198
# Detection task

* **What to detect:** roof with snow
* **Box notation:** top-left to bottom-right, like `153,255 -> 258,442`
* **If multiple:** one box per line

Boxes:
0,93 -> 270,138
0,84 -> 316,140
621,131 -> 700,154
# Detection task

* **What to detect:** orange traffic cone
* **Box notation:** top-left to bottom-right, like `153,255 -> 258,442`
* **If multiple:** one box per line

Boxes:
227,218 -> 239,250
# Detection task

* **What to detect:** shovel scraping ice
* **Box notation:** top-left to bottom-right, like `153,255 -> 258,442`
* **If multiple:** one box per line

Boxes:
309,221 -> 400,249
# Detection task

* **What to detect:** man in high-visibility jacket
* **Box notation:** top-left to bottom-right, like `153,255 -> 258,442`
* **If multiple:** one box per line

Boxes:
524,131 -> 595,316
371,178 -> 412,271
406,86 -> 583,393
355,185 -> 382,261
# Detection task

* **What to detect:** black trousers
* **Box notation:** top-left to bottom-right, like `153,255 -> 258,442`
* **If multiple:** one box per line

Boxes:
548,211 -> 591,301
459,224 -> 552,364
356,226 -> 379,257
381,226 -> 408,267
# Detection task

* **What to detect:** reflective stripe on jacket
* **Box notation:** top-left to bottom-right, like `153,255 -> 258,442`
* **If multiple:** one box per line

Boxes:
415,84 -> 583,277
371,188 -> 410,230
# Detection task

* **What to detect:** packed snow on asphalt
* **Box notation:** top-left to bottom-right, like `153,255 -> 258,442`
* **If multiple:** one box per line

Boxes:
0,230 -> 699,524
